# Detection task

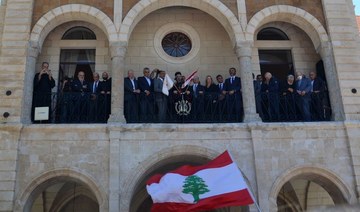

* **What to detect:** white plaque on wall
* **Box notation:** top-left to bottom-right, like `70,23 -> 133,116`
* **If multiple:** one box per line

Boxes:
34,107 -> 49,121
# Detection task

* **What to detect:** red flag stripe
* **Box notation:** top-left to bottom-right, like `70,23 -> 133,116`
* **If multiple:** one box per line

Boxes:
150,189 -> 254,212
146,151 -> 233,185
185,70 -> 198,81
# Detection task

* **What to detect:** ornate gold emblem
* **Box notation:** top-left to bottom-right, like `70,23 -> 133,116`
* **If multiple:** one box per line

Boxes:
175,96 -> 191,116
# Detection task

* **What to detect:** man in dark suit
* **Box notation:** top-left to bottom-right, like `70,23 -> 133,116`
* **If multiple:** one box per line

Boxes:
138,67 -> 154,122
89,72 -> 101,122
71,71 -> 91,122
154,70 -> 167,122
216,74 -> 226,121
261,72 -> 279,121
190,76 -> 205,121
309,71 -> 326,121
124,70 -> 140,123
98,72 -> 111,122
32,62 -> 56,123
295,71 -> 312,121
224,67 -> 243,122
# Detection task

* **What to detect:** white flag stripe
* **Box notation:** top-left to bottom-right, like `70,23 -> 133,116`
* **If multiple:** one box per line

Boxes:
147,163 -> 247,204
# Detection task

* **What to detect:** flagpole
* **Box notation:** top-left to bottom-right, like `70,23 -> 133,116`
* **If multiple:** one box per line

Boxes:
227,150 -> 263,212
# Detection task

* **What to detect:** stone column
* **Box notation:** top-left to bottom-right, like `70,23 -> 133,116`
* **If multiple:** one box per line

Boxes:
21,42 -> 40,124
108,41 -> 127,123
235,41 -> 261,122
318,42 -> 345,121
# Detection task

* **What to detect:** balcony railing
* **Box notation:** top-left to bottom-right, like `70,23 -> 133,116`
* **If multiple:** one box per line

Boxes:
32,91 -> 331,124
258,92 -> 331,122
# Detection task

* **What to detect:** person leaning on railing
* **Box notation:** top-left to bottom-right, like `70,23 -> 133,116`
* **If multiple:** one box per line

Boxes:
280,74 -> 296,121
71,71 -> 91,122
261,72 -> 280,121
204,75 -> 218,120
98,72 -> 111,122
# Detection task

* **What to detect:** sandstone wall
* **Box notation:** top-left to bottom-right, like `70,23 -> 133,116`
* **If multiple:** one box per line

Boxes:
32,0 -> 114,27
125,7 -> 239,80
245,0 -> 326,29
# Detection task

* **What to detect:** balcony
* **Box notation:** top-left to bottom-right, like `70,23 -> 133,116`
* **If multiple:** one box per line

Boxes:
32,91 -> 331,124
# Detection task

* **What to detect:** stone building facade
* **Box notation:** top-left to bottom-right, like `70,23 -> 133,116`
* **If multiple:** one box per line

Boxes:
0,0 -> 360,211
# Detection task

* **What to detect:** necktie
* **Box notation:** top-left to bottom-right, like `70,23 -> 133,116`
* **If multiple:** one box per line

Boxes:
93,82 -> 97,93
231,77 -> 234,84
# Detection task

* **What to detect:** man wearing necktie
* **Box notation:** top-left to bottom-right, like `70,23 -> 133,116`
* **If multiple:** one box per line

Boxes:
124,70 -> 140,123
191,76 -> 205,121
89,72 -> 100,122
224,67 -> 243,122
138,67 -> 155,122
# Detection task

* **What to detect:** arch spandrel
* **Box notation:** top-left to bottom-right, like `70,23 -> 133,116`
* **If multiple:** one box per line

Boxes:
14,168 -> 108,212
119,0 -> 245,47
246,5 -> 329,50
269,165 -> 357,208
30,4 -> 117,52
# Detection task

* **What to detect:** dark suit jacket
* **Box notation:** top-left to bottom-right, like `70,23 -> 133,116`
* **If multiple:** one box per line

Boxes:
224,76 -> 241,93
138,76 -> 154,100
224,76 -> 242,102
124,77 -> 138,101
90,81 -> 101,94
71,79 -> 90,93
312,77 -> 325,93
261,77 -> 279,93
99,79 -> 111,93
190,84 -> 205,98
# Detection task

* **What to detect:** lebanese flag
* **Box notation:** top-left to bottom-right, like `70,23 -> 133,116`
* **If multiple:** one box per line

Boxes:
182,69 -> 198,88
146,151 -> 254,212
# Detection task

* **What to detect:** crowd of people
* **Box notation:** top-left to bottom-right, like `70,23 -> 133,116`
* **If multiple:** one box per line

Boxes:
254,70 -> 330,122
32,61 -> 330,123
124,67 -> 244,123
31,62 -> 112,123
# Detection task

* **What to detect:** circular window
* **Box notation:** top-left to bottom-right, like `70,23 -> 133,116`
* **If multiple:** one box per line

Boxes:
154,23 -> 200,64
162,32 -> 192,57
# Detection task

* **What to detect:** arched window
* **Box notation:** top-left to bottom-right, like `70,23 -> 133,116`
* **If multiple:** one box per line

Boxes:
257,27 -> 289,40
62,27 -> 96,40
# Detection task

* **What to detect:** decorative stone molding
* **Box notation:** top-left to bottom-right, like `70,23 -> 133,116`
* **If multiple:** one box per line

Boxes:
153,23 -> 200,64
27,41 -> 40,58
30,4 -> 117,52
14,168 -> 108,212
269,165 -> 356,206
246,5 -> 329,50
119,0 -> 244,46
109,41 -> 128,58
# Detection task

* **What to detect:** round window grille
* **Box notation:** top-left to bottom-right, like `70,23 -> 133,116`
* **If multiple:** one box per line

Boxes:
161,32 -> 192,57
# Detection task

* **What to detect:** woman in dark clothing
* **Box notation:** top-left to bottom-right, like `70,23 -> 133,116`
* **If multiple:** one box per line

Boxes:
204,75 -> 219,121
280,74 -> 297,121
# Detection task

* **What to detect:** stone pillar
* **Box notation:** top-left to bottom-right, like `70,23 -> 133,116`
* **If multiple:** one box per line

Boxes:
108,41 -> 127,123
318,42 -> 345,121
21,42 -> 40,124
235,42 -> 261,122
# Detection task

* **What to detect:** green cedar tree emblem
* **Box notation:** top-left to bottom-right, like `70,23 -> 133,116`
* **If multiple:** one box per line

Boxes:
182,175 -> 210,203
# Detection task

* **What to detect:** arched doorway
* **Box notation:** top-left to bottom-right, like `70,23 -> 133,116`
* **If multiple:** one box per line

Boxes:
23,176 -> 100,212
270,166 -> 354,212
130,154 -> 249,212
